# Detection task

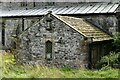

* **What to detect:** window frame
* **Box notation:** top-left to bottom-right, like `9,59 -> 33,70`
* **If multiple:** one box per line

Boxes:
45,40 -> 53,60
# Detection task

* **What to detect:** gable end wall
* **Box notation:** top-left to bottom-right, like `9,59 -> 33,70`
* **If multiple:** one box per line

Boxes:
17,15 -> 90,68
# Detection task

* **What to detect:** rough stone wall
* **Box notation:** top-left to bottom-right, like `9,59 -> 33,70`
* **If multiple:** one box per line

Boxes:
17,15 -> 89,68
0,17 -> 41,49
4,19 -> 22,49
86,15 -> 118,35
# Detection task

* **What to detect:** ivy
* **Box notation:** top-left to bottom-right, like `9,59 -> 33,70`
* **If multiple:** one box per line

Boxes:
113,33 -> 120,52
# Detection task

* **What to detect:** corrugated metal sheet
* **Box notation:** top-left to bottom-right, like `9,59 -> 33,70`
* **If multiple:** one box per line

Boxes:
100,4 -> 114,13
87,3 -> 102,13
94,3 -> 108,13
68,6 -> 82,14
62,7 -> 75,14
108,4 -> 119,13
57,7 -> 69,14
0,3 -> 119,17
74,4 -> 89,14
81,4 -> 95,14
2,0 -> 120,2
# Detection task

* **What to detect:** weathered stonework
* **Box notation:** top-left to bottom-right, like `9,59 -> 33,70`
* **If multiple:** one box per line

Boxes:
86,15 -> 118,35
16,14 -> 89,68
0,18 -> 41,49
0,2 -> 116,69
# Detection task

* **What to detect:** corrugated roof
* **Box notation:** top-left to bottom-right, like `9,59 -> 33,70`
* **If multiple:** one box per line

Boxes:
1,0 -> 120,2
56,15 -> 112,42
0,3 -> 119,17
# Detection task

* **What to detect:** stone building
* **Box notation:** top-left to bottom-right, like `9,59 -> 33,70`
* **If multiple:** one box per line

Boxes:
0,1 -> 120,68
0,2 -> 120,50
14,12 -> 113,68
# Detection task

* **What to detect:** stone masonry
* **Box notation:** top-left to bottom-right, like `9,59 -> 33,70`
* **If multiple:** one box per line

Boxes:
16,13 -> 89,68
0,18 -> 41,49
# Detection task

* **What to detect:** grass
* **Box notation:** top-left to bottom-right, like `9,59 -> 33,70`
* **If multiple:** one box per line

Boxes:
0,52 -> 119,78
0,52 -> 2,79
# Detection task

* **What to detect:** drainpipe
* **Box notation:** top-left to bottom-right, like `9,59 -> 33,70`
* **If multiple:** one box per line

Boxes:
2,19 -> 5,49
22,18 -> 24,31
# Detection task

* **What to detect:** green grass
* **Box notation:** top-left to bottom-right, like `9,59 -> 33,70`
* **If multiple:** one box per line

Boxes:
0,53 -> 119,78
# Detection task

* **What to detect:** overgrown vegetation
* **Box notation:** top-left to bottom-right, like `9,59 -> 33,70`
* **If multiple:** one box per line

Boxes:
96,52 -> 119,69
0,52 -> 119,78
113,33 -> 120,52
1,34 -> 120,78
97,33 -> 120,69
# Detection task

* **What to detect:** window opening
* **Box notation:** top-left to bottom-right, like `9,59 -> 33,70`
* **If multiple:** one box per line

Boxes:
45,40 -> 52,60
